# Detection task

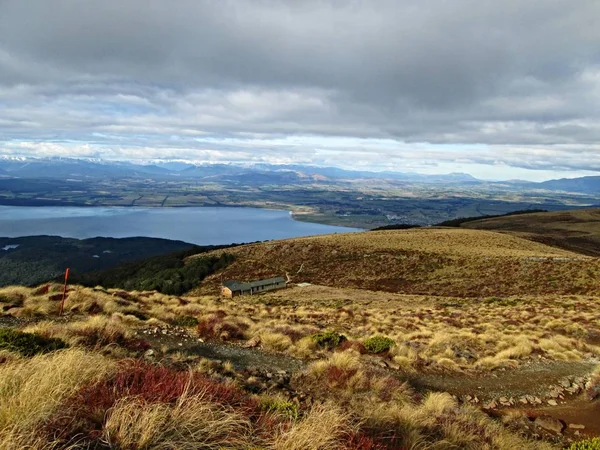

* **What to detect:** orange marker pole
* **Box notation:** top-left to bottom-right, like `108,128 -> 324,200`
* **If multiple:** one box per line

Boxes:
59,268 -> 70,316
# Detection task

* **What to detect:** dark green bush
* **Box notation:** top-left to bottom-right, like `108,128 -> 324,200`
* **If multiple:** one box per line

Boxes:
311,330 -> 346,349
0,328 -> 68,356
174,315 -> 199,327
364,335 -> 396,354
568,438 -> 600,450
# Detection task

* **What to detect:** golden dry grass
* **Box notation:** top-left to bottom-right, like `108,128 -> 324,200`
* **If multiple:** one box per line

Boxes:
191,228 -> 600,297
0,349 -> 116,447
103,392 -> 253,450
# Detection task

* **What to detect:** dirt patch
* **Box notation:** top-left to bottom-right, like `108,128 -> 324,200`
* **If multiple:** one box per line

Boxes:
0,314 -> 29,328
140,328 -> 304,373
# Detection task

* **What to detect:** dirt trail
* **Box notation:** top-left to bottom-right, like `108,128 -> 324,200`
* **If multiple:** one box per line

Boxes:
400,360 -> 599,402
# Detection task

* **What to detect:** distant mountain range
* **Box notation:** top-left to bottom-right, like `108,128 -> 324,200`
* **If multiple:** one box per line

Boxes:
0,156 -> 598,193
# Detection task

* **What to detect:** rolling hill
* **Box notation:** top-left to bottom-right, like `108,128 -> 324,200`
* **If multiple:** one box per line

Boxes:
461,208 -> 600,256
193,227 -> 600,297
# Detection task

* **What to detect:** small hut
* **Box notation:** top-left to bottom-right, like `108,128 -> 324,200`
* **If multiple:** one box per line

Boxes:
221,277 -> 287,298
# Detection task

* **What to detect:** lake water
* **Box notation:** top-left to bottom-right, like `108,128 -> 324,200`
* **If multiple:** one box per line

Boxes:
0,206 -> 360,245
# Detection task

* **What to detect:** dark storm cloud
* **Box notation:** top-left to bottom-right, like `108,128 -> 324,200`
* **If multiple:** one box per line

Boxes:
0,0 -> 599,178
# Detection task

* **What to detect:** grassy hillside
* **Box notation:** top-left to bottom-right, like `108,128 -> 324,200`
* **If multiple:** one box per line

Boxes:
461,208 -> 600,256
1,222 -> 599,447
193,228 -> 599,297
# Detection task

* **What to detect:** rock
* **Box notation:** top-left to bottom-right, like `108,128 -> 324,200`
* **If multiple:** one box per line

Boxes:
243,336 -> 261,348
568,424 -> 586,430
559,379 -> 571,388
486,400 -> 497,409
472,395 -> 479,404
519,397 -> 529,404
464,395 -> 472,402
547,399 -> 558,406
534,415 -> 565,434
144,349 -> 154,357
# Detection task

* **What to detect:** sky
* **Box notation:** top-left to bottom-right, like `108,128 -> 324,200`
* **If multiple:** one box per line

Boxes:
1,1 -> 599,182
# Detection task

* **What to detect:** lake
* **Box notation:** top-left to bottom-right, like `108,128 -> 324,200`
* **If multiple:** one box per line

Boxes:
0,206 -> 361,245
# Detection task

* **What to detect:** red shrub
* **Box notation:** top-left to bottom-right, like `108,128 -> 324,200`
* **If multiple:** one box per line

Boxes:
197,316 -> 222,338
327,366 -> 359,389
344,431 -> 389,450
197,315 -> 247,341
42,360 -> 264,446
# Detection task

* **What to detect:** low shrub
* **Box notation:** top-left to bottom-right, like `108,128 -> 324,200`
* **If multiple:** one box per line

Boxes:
259,394 -> 299,420
364,336 -> 396,354
174,315 -> 199,327
568,438 -> 600,450
311,330 -> 346,349
0,328 -> 67,356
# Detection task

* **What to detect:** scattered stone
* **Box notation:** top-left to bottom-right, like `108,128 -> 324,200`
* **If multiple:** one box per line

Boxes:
549,390 -> 561,399
534,415 -> 565,434
464,395 -> 472,402
568,424 -> 586,430
243,336 -> 261,348
486,400 -> 497,409
547,399 -> 558,406
559,379 -> 571,388
519,397 -> 529,404
144,349 -> 154,357
472,395 -> 479,404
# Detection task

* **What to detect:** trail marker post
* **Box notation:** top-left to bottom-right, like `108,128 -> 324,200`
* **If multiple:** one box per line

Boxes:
59,268 -> 70,316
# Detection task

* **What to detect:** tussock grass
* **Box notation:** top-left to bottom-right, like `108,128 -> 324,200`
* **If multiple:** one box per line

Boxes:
103,392 -> 252,450
0,349 -> 116,446
23,315 -> 149,352
271,402 -> 354,450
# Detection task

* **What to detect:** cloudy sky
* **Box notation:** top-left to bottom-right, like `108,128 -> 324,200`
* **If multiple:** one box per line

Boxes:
1,1 -> 599,181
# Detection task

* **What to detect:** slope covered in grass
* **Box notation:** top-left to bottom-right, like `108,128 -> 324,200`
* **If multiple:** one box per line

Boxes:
195,228 -> 599,297
462,208 -> 600,256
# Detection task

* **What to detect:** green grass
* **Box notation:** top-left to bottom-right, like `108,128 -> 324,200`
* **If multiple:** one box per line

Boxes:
364,335 -> 396,354
568,438 -> 600,450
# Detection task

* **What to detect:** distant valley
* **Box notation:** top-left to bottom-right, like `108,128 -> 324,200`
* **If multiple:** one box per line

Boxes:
0,156 -> 598,228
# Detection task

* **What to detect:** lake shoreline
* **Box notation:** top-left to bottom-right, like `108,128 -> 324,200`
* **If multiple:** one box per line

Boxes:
0,205 -> 361,245
0,201 -> 365,231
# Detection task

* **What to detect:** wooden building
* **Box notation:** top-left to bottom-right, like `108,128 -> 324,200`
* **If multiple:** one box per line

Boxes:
221,277 -> 287,298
